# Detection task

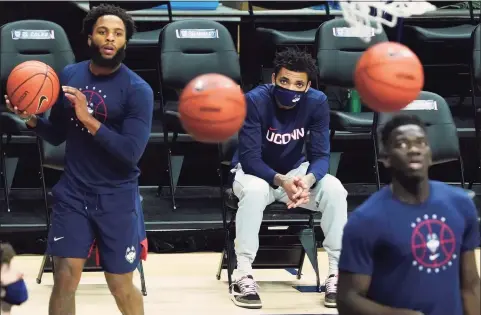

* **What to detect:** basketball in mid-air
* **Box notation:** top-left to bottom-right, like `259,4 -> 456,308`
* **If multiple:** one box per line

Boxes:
6,60 -> 60,115
179,73 -> 246,143
354,42 -> 424,112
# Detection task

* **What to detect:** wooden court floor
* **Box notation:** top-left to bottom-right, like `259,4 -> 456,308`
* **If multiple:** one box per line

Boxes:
8,249 -> 481,315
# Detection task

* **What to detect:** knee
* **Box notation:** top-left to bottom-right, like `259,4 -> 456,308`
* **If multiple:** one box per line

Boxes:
105,273 -> 134,301
234,175 -> 270,204
52,258 -> 82,292
317,175 -> 348,199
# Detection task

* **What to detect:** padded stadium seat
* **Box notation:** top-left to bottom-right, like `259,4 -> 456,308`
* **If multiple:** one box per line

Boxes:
402,24 -> 476,96
157,19 -> 241,210
315,18 -> 388,133
217,135 -> 321,291
247,1 -> 330,84
374,91 -> 466,188
0,20 -> 75,212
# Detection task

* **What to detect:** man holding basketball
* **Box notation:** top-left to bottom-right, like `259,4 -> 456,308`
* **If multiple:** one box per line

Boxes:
5,4 -> 152,315
230,47 -> 348,309
337,115 -> 480,315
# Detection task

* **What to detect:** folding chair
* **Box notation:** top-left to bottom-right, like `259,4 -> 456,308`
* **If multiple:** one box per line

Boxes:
157,19 -> 241,210
315,18 -> 388,177
0,20 -> 75,212
373,91 -> 466,190
216,136 -> 321,291
470,24 -> 481,188
35,127 -> 148,296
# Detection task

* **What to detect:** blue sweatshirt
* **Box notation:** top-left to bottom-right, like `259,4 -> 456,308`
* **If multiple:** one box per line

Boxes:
232,84 -> 330,185
339,181 -> 480,315
33,61 -> 154,193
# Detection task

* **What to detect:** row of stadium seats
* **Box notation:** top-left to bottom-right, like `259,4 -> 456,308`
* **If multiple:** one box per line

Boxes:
0,15 -> 480,210
0,14 -> 480,289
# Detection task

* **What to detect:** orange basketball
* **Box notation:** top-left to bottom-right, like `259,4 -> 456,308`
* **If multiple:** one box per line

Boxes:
179,73 -> 246,143
354,42 -> 424,112
6,60 -> 60,115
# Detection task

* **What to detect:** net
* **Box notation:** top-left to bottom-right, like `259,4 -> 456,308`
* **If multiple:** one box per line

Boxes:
338,1 -> 438,42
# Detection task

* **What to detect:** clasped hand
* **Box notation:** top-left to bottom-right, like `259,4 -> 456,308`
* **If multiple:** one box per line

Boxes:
282,176 -> 311,209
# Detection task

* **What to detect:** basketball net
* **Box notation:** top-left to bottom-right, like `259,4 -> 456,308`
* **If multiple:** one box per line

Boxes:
338,0 -> 437,42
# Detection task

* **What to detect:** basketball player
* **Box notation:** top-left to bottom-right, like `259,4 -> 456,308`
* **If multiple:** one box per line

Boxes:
1,243 -> 28,315
230,47 -> 348,309
337,115 -> 480,315
4,4 -> 152,315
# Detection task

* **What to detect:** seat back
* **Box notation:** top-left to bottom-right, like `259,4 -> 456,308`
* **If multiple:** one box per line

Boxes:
473,24 -> 481,90
0,20 -> 75,96
248,1 -> 323,12
376,91 -> 460,165
0,20 -> 74,170
315,18 -> 388,88
158,19 -> 241,94
89,1 -> 171,11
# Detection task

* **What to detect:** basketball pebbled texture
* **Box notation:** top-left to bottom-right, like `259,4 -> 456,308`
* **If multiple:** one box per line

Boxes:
354,42 -> 424,112
6,60 -> 60,115
179,73 -> 246,143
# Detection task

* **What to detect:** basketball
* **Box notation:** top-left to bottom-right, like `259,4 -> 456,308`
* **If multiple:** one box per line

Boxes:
179,73 -> 246,143
6,60 -> 60,115
354,42 -> 424,112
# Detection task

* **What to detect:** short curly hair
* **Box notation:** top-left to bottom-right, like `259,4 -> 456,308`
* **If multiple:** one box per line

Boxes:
273,47 -> 317,81
381,114 -> 427,148
82,4 -> 136,41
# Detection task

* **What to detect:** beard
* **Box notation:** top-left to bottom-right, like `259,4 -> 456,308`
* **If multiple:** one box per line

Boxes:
88,41 -> 126,69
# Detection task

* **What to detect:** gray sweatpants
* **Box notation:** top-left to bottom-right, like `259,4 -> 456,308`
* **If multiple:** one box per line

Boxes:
231,162 -> 348,279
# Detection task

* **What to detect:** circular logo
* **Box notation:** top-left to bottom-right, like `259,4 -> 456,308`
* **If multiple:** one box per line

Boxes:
411,214 -> 457,274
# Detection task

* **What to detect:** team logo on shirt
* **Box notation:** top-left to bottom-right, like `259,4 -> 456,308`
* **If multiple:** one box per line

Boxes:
266,127 -> 305,145
69,85 -> 109,133
410,214 -> 457,274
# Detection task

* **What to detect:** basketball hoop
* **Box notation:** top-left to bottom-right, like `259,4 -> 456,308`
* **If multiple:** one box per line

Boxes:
338,1 -> 437,42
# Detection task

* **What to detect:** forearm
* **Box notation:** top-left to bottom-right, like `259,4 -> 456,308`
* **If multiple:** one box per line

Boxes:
338,293 -> 421,315
306,156 -> 329,182
27,115 -> 64,146
462,284 -> 480,315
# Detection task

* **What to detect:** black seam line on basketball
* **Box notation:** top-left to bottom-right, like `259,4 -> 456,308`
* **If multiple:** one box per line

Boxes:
363,70 -> 422,91
44,76 -> 54,111
9,72 -> 45,99
23,64 -> 49,112
180,112 -> 244,124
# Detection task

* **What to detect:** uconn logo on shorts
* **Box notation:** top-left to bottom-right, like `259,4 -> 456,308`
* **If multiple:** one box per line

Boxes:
266,128 -> 305,145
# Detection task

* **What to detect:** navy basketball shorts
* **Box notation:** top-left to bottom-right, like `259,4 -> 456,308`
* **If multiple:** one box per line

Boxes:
46,183 -> 147,274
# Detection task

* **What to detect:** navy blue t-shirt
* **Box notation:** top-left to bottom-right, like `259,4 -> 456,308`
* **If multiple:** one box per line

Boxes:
339,181 -> 480,315
34,61 -> 154,193
231,84 -> 330,185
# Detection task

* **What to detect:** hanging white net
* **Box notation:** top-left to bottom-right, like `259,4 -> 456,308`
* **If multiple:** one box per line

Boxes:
338,1 -> 438,42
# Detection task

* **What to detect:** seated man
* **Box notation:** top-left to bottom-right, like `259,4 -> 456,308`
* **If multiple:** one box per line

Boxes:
337,115 -> 480,315
230,47 -> 348,309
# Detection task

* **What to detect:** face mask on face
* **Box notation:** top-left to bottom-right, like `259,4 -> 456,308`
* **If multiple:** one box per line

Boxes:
273,85 -> 305,108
